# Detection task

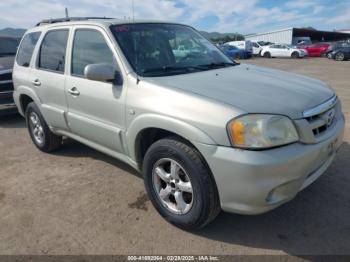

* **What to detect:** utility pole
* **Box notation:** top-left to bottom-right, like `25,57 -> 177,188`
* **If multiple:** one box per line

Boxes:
65,7 -> 69,19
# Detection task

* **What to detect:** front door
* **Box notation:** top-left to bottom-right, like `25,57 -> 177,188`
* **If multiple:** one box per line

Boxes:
65,26 -> 125,153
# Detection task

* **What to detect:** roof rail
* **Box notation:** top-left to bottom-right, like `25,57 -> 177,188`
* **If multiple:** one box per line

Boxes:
35,17 -> 114,26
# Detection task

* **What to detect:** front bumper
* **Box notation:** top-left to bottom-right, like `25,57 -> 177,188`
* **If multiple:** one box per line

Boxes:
193,114 -> 345,215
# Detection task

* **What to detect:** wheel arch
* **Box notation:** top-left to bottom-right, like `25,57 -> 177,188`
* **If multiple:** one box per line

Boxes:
126,114 -> 216,169
16,87 -> 42,116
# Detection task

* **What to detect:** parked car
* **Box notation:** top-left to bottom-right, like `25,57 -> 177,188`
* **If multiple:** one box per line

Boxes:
225,40 -> 253,53
220,45 -> 251,59
292,37 -> 312,46
13,18 -> 344,229
261,44 -> 308,58
0,36 -> 20,115
301,43 -> 331,57
329,46 -> 350,61
325,42 -> 350,58
251,41 -> 273,56
172,45 -> 202,59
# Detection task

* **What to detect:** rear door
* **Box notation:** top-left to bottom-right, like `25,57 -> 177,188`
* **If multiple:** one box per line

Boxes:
29,28 -> 70,130
65,26 -> 125,153
12,31 -> 42,109
279,45 -> 291,57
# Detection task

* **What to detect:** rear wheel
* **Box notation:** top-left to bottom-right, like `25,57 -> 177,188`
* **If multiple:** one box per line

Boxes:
291,52 -> 299,58
143,137 -> 220,229
26,102 -> 62,152
335,52 -> 345,61
263,52 -> 271,58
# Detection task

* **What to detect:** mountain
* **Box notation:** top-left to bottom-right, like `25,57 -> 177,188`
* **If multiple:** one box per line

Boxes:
0,28 -> 26,38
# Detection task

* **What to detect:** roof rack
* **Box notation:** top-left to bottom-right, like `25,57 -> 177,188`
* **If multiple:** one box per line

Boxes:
35,17 -> 114,26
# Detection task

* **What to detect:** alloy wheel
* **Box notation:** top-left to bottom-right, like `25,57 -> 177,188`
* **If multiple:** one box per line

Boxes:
152,158 -> 194,215
29,112 -> 45,145
335,52 -> 344,61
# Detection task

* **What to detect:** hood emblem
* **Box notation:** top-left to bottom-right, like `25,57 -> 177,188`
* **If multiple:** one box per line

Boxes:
324,108 -> 336,127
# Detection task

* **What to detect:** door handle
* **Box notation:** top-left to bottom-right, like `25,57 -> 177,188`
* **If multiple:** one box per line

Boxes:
68,87 -> 80,96
32,79 -> 41,86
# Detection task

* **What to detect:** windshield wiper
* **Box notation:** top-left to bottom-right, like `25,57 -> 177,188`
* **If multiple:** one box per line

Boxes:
140,62 -> 238,76
197,62 -> 238,69
141,65 -> 208,76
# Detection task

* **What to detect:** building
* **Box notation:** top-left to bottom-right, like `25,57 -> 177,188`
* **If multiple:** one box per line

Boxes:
245,27 -> 350,45
338,29 -> 350,34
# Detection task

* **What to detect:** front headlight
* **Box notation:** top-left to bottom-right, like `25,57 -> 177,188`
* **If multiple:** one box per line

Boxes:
227,114 -> 299,149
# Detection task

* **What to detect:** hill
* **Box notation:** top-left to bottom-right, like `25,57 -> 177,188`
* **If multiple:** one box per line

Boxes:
200,31 -> 244,43
0,28 -> 26,38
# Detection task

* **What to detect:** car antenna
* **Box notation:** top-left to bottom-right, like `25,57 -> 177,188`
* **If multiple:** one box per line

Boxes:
65,7 -> 69,19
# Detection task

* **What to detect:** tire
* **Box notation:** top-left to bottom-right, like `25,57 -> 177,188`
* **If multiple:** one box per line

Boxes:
335,52 -> 345,61
143,137 -> 220,229
25,102 -> 62,152
291,52 -> 299,58
263,52 -> 271,58
327,52 -> 333,59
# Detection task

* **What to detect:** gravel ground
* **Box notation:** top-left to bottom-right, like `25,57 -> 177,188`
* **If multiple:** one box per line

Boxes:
0,57 -> 349,257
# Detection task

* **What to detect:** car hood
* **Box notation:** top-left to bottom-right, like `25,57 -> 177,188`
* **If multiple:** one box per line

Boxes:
0,56 -> 15,71
144,64 -> 334,119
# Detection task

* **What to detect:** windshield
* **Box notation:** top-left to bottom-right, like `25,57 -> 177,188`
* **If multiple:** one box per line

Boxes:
111,23 -> 236,77
0,37 -> 19,56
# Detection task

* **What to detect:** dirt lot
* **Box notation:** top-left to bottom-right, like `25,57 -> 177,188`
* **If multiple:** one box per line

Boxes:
0,58 -> 349,257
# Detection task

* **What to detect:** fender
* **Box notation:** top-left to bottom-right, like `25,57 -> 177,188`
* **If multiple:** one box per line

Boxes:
15,85 -> 43,116
125,113 -> 217,162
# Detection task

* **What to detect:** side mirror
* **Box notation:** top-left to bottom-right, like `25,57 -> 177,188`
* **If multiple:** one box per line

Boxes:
84,63 -> 123,85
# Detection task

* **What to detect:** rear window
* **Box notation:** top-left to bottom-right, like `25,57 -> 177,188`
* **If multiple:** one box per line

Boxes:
16,32 -> 41,67
38,30 -> 69,73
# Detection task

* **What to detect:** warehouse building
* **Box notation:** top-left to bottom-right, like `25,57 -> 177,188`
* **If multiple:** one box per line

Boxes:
245,27 -> 350,45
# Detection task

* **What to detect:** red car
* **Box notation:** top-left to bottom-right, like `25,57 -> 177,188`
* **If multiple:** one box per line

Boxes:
302,43 -> 331,57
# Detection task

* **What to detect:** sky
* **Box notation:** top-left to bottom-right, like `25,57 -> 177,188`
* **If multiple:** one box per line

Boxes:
0,0 -> 349,34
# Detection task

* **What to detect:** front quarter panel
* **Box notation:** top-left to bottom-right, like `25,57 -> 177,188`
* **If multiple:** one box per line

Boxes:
124,74 -> 245,161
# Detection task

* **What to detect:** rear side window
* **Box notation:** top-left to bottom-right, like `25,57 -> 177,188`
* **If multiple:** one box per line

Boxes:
16,32 -> 41,67
71,29 -> 114,76
38,30 -> 69,73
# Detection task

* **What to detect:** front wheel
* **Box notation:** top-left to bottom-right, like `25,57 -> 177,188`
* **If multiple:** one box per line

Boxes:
291,52 -> 299,58
143,137 -> 220,229
263,52 -> 271,58
335,52 -> 345,61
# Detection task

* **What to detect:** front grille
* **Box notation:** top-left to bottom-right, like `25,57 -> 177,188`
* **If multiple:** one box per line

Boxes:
305,105 -> 337,138
0,72 -> 12,81
0,81 -> 14,92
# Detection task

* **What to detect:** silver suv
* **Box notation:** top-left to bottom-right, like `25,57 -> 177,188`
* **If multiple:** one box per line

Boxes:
13,18 -> 345,229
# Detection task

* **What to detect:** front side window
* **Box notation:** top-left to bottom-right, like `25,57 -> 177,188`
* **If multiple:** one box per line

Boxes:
16,32 -> 41,67
111,23 -> 236,77
71,29 -> 114,77
38,30 -> 69,73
